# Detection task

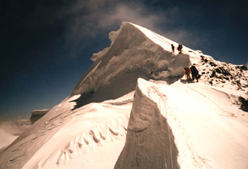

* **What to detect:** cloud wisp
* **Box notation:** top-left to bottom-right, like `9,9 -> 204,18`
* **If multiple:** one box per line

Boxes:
59,0 -> 203,56
64,1 -> 166,38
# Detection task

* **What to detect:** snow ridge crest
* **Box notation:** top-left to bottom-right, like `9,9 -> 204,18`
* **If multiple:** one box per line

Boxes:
71,22 -> 191,109
114,78 -> 179,169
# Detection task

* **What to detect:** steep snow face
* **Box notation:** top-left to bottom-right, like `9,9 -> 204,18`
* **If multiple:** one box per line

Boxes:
72,22 -> 191,108
114,78 -> 179,169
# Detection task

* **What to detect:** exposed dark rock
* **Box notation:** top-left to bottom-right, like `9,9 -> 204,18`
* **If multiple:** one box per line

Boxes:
30,109 -> 49,124
209,61 -> 217,67
236,80 -> 242,89
236,65 -> 248,71
238,97 -> 248,112
210,71 -> 216,78
215,68 -> 221,74
223,76 -> 229,81
215,67 -> 231,76
200,55 -> 208,63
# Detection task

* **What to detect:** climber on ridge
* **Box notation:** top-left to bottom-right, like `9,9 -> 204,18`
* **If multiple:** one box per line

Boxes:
190,64 -> 200,82
184,67 -> 191,82
177,44 -> 183,54
171,44 -> 175,53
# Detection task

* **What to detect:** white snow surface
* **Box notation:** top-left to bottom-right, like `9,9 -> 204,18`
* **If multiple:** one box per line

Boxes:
158,81 -> 248,169
0,129 -> 17,151
71,22 -> 192,99
0,119 -> 31,152
1,22 -> 248,169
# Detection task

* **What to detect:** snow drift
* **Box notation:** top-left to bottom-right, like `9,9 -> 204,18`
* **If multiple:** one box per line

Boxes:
0,22 -> 248,169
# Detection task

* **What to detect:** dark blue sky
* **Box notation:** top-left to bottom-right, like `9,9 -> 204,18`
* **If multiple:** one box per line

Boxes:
0,0 -> 247,119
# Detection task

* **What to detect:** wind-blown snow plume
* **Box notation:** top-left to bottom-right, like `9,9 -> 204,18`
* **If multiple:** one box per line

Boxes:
64,0 -> 165,38
61,0 -> 201,57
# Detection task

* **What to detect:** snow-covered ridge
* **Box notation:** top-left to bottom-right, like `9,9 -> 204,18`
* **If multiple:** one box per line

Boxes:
115,78 -> 179,169
71,22 -> 192,108
1,22 -> 248,169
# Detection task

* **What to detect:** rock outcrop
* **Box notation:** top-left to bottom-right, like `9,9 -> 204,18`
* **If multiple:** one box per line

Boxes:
30,109 -> 49,124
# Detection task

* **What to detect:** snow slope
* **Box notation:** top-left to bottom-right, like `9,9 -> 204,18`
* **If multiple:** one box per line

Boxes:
0,129 -> 17,152
0,22 -> 248,169
115,78 -> 248,169
0,93 -> 133,169
0,119 -> 31,152
158,81 -> 248,169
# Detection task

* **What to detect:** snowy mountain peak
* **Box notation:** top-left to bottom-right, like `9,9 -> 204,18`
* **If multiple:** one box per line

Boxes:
1,23 -> 248,169
71,22 -> 193,108
72,22 -> 248,108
